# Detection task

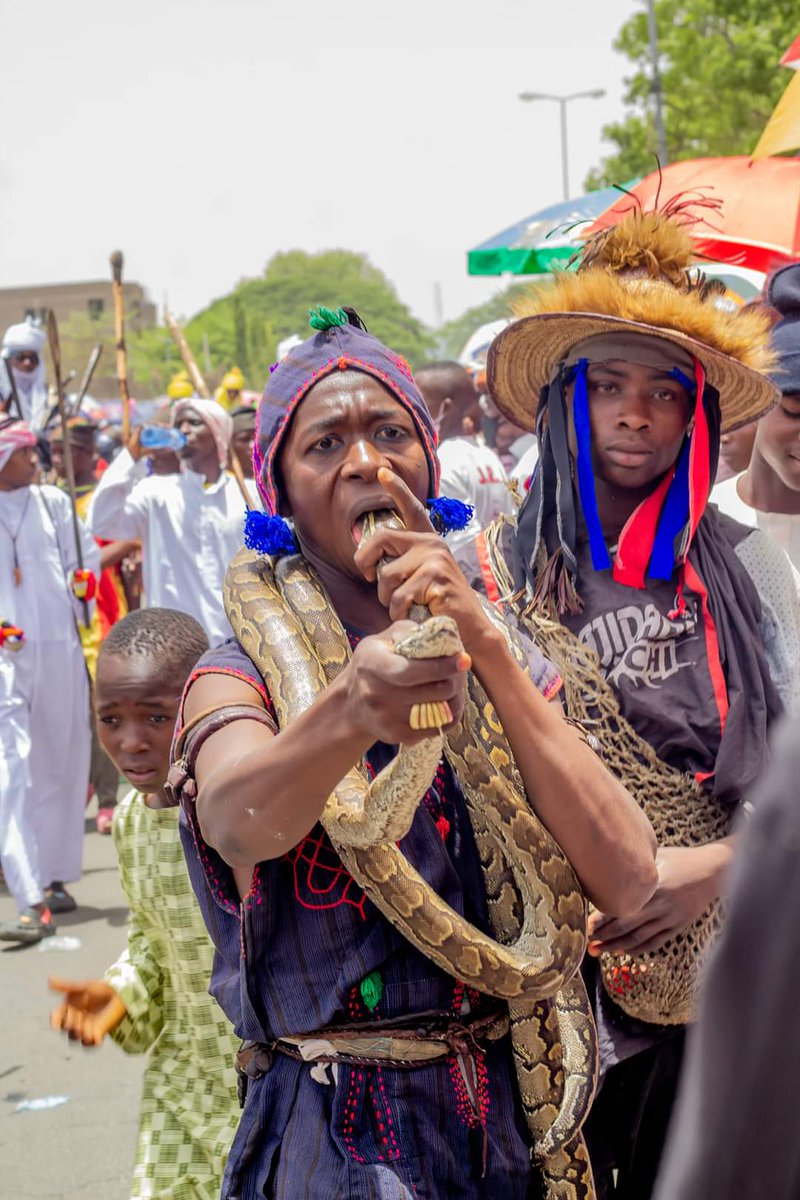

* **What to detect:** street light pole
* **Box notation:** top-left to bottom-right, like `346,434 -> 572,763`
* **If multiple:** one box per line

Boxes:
518,89 -> 606,201
645,0 -> 668,165
558,97 -> 569,200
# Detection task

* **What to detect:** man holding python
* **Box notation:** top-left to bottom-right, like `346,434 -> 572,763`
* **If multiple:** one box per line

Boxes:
171,308 -> 657,1200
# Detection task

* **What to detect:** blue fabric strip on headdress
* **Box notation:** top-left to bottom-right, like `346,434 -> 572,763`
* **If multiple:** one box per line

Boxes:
649,440 -> 690,579
669,367 -> 696,395
572,359 -> 612,571
648,366 -> 697,580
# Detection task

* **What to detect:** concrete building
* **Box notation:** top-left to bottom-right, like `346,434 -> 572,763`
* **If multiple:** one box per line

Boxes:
0,280 -> 156,335
0,279 -> 158,399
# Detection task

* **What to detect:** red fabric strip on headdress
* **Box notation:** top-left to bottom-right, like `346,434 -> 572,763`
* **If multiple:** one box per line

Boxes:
613,466 -> 675,588
685,361 -> 710,555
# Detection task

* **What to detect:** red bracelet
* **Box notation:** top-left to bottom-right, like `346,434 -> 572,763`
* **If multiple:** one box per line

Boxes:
72,569 -> 97,601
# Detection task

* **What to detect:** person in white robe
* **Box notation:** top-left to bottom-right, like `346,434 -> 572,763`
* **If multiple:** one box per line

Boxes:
710,262 -> 800,572
0,322 -> 50,431
416,362 -> 515,554
0,419 -> 98,943
87,397 -> 253,645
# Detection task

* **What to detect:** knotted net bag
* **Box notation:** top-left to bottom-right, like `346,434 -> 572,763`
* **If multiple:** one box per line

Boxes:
485,521 -> 732,1025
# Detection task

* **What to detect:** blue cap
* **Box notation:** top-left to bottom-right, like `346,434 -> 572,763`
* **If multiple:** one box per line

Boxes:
767,263 -> 800,395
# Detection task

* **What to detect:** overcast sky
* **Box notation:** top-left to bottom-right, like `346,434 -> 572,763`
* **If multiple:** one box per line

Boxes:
1,0 -> 636,328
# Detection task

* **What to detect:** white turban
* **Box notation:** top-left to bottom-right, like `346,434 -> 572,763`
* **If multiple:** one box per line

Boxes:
2,322 -> 46,356
0,323 -> 48,430
172,397 -> 233,468
277,334 -> 303,361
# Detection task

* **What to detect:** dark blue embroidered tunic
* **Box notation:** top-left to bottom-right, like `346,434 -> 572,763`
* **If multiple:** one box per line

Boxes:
180,635 -> 559,1200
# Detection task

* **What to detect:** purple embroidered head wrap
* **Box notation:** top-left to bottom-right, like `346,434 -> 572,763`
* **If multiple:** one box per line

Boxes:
254,312 -> 440,515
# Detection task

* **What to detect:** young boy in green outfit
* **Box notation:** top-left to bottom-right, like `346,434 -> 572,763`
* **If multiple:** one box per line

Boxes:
49,607 -> 240,1200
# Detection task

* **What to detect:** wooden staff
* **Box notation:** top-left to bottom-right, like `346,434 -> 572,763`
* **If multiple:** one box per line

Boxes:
47,309 -> 90,626
163,308 -> 252,509
110,250 -> 131,443
164,309 -> 210,399
69,344 -> 103,417
0,352 -> 23,418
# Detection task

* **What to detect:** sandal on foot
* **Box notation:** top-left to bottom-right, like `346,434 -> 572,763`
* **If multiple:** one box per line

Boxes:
44,884 -> 77,914
0,906 -> 56,944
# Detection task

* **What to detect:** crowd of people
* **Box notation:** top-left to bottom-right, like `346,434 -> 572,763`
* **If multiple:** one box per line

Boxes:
2,207 -> 800,1199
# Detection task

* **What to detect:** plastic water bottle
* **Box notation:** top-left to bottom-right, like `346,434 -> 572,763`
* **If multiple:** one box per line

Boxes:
139,425 -> 186,451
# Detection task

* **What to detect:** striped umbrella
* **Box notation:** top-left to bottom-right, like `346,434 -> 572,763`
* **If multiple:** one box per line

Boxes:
467,184 -> 636,276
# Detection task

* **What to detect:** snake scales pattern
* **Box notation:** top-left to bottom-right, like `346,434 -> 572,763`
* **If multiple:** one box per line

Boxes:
223,517 -> 599,1199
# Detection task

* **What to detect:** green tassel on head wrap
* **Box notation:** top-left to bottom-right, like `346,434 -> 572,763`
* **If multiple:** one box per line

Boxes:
359,969 -> 383,1012
309,306 -> 348,332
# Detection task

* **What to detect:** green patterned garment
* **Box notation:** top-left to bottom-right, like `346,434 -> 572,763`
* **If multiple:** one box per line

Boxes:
105,791 -> 241,1199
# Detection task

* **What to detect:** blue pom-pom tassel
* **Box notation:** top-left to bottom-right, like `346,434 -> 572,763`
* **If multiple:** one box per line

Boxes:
244,510 -> 297,557
427,496 -> 474,536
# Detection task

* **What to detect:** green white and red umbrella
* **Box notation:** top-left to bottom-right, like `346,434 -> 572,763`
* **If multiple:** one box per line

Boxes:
467,184 -> 639,277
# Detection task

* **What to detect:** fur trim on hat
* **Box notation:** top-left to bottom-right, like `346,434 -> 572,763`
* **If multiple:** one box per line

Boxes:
513,270 -> 777,378
577,210 -> 696,286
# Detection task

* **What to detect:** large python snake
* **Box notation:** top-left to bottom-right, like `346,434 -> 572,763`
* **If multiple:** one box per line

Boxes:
223,512 -> 599,1199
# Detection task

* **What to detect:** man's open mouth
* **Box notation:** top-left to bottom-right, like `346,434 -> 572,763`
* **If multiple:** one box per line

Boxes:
351,506 -> 400,546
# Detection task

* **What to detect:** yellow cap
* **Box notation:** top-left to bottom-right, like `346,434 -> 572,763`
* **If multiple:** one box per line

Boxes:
222,367 -> 245,393
167,371 -> 193,400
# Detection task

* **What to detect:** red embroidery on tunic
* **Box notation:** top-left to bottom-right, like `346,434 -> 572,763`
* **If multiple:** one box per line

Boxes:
286,828 -> 367,918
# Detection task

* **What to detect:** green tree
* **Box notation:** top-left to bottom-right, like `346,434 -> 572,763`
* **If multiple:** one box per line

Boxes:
586,0 -> 798,188
232,294 -> 249,377
436,284 -> 536,361
186,249 -> 435,386
50,310 -> 180,400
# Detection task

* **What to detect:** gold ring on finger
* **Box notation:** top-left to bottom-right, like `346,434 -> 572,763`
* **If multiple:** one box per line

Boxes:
409,700 -> 452,731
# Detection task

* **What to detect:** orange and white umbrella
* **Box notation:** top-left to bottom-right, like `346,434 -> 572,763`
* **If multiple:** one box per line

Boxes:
583,156 -> 800,276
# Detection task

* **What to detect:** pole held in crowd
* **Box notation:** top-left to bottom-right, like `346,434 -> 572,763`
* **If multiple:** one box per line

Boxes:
110,250 -> 132,443
46,308 -> 89,625
164,309 -> 252,509
164,309 -> 211,398
0,351 -> 23,418
43,370 -> 80,431
70,345 -> 103,417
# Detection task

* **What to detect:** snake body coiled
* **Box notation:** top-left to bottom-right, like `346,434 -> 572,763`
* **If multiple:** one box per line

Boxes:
223,515 -> 599,1199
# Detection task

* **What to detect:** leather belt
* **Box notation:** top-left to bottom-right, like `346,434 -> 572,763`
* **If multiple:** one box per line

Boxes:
234,1008 -> 509,1106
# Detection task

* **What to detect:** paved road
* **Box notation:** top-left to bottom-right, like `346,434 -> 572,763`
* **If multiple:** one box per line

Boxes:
0,806 -> 144,1199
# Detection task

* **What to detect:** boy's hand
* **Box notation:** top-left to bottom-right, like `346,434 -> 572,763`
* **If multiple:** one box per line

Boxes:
49,976 -> 127,1046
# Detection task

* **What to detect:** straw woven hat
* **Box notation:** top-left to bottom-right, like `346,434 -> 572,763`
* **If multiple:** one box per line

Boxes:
487,212 -> 780,434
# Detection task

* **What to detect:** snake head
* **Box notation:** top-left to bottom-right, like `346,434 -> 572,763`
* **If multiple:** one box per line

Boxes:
354,507 -> 403,547
394,615 -> 463,661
